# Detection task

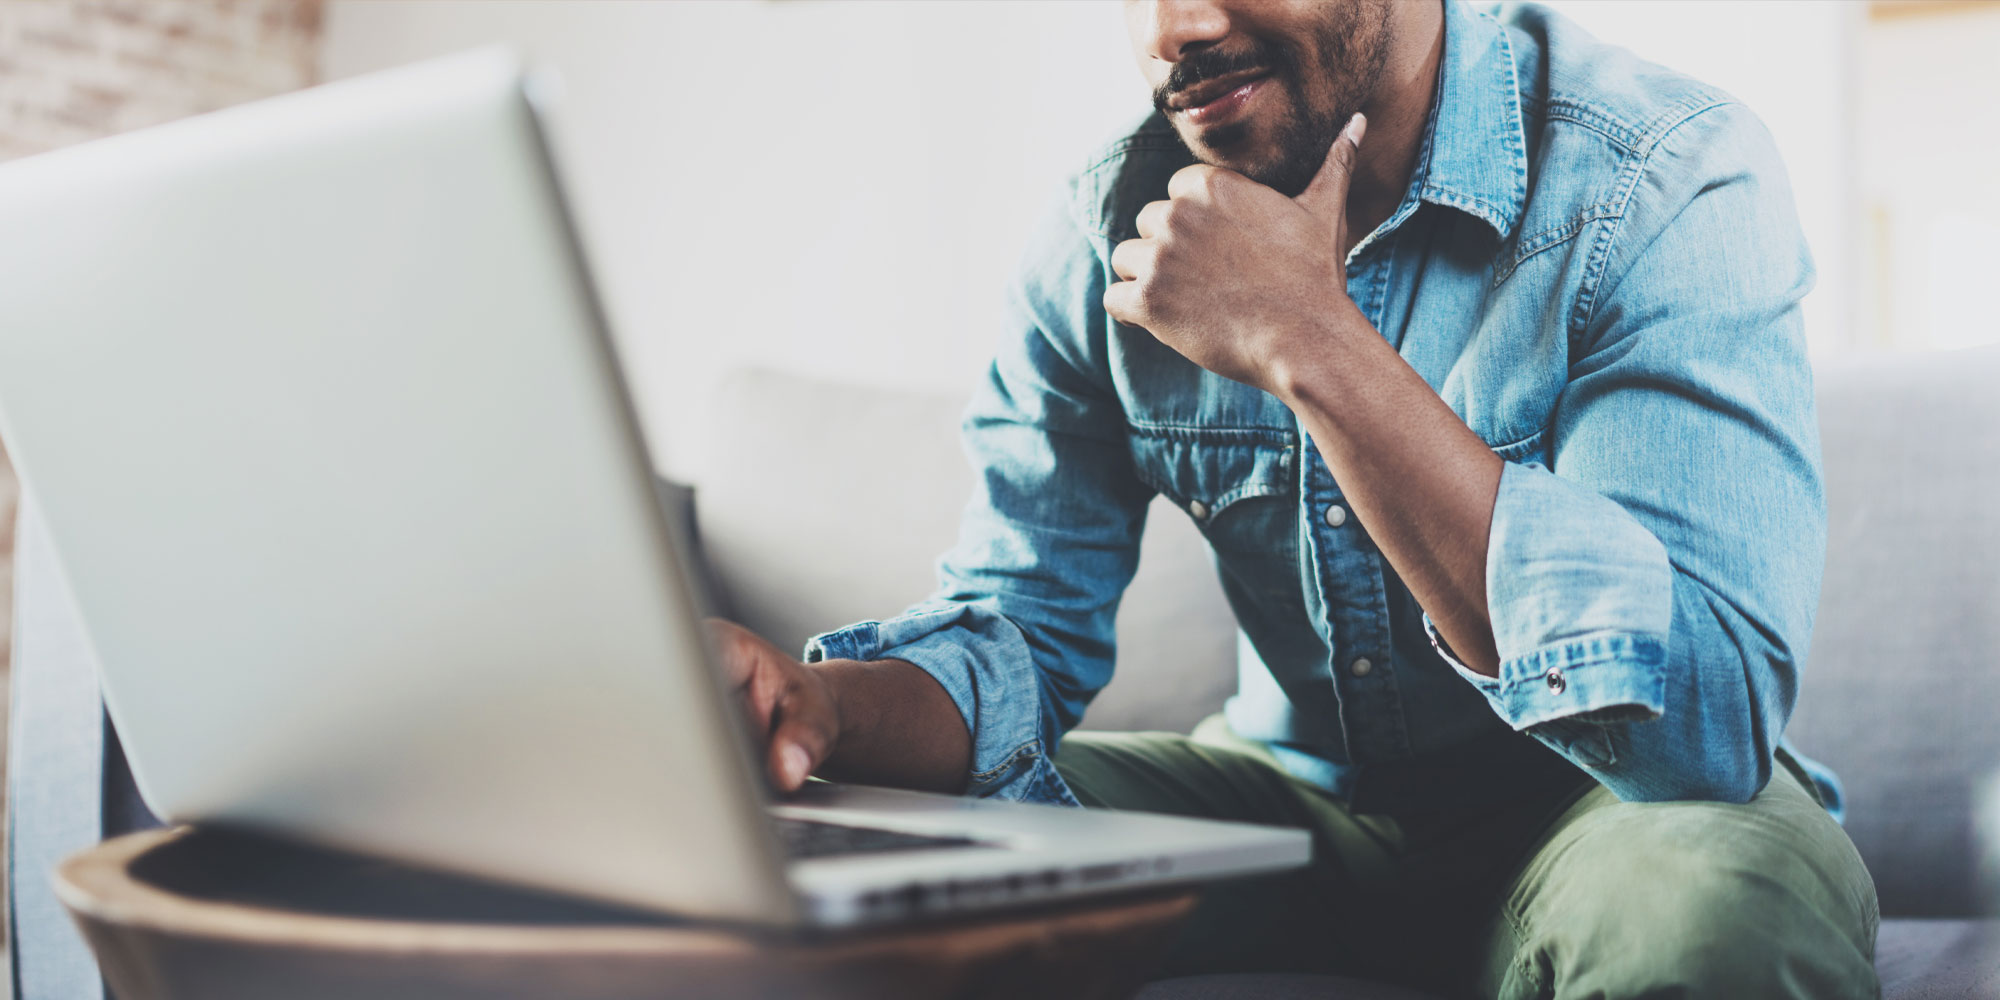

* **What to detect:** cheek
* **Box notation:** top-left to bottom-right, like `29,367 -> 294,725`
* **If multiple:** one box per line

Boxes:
1270,66 -> 1327,124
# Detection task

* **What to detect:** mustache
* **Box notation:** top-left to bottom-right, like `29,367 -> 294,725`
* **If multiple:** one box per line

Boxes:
1152,40 -> 1294,114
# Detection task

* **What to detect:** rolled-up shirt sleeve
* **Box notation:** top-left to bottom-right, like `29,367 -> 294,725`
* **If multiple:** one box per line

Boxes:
1432,103 -> 1826,804
806,189 -> 1151,805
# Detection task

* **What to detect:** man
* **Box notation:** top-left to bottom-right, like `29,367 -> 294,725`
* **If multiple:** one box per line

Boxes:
710,1 -> 1879,995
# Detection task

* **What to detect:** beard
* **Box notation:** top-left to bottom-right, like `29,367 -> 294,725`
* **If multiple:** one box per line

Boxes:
1153,1 -> 1394,197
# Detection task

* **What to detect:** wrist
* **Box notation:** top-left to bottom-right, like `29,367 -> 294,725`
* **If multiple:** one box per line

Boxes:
809,658 -> 868,746
808,657 -> 968,792
1266,300 -> 1367,407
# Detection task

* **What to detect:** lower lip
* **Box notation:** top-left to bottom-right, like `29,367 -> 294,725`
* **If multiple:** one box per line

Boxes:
1181,76 -> 1269,127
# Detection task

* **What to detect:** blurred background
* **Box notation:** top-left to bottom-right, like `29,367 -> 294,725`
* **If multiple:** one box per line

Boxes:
0,0 -> 1995,961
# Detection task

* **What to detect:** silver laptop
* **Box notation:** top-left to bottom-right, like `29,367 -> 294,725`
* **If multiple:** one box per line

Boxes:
0,49 -> 1307,928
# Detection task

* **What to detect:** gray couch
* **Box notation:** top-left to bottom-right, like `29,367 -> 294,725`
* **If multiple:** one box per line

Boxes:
697,345 -> 2000,998
6,347 -> 1996,998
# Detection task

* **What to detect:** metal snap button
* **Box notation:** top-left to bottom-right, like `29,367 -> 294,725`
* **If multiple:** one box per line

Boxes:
1349,657 -> 1373,678
1545,668 -> 1567,694
1324,504 -> 1348,527
1188,500 -> 1209,520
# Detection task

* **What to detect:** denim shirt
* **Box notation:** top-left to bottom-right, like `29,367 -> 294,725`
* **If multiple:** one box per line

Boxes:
807,1 -> 1840,816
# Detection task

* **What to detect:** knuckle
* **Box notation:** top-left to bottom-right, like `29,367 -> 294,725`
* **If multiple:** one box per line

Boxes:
780,709 -> 834,752
1109,242 -> 1137,278
1105,282 -> 1143,325
1132,275 -> 1163,314
1169,164 -> 1222,199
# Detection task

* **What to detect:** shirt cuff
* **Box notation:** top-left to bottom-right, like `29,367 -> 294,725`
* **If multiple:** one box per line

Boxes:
805,606 -> 1080,806
1436,460 -> 1674,734
1426,611 -> 1666,727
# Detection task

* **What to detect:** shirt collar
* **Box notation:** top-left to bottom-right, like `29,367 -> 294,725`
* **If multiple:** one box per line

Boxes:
1411,0 -> 1529,239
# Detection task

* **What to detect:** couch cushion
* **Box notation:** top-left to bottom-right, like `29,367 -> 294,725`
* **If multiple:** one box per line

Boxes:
694,369 -> 1238,734
1135,922 -> 1998,999
1877,918 -> 2000,1000
1786,345 -> 2000,918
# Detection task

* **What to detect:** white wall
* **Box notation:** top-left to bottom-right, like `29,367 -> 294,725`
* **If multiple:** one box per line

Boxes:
323,0 -> 1147,478
1541,1 -> 1858,357
323,1 -> 1858,475
1855,4 -> 2000,351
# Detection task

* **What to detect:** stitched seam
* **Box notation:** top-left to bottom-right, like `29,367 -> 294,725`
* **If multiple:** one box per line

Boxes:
1543,100 -> 1645,149
1125,422 -> 1296,442
1487,423 -> 1550,462
1493,203 -> 1622,286
970,743 -> 1040,782
1573,101 -> 1738,339
1634,94 -> 1732,155
1208,484 -> 1287,511
1544,92 -> 1727,155
1129,461 -> 1292,510
1421,187 -> 1512,232
1497,632 -> 1665,690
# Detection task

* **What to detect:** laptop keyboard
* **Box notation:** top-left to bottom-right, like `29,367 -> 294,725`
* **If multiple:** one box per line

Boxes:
773,817 -> 984,859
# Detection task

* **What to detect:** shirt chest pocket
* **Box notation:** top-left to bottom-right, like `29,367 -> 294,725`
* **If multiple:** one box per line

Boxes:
1128,427 -> 1303,612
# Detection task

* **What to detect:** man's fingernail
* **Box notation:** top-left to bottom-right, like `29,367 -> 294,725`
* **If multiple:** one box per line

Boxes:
781,744 -> 811,786
1345,112 -> 1368,146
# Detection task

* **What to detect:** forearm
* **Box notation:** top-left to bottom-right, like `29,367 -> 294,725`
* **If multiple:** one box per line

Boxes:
1269,306 -> 1504,676
814,658 -> 972,793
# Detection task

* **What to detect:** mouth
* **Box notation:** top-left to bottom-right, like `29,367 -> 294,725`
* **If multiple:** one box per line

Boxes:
1167,69 -> 1274,127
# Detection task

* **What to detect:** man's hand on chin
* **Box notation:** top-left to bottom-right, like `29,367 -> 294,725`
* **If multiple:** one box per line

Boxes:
1106,110 -> 1506,677
1104,112 -> 1369,395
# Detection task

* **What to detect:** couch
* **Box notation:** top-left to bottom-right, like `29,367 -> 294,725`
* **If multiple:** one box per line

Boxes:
695,344 -> 2000,998
7,347 -> 1996,998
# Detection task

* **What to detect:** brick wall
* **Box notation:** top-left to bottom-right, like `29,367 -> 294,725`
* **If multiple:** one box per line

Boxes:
0,0 -> 324,807
0,1 -> 322,160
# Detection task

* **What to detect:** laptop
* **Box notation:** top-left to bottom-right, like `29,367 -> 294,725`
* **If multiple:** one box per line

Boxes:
0,48 -> 1308,928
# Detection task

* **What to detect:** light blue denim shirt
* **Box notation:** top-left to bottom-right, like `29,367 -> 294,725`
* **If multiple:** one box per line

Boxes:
808,1 -> 1839,816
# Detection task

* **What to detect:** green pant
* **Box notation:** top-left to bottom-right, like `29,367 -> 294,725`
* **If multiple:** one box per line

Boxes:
1054,717 -> 1879,999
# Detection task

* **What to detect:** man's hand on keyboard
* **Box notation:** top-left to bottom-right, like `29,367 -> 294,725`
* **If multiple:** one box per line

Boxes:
707,618 -> 841,793
705,619 -> 973,795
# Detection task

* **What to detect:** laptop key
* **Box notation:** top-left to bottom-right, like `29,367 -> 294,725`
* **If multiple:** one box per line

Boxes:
773,817 -> 984,859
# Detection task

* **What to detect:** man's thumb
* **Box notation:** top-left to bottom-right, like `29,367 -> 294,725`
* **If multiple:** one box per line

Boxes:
1296,112 -> 1367,222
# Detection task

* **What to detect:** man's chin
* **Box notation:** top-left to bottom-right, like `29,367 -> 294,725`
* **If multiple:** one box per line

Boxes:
1174,113 -> 1332,197
1180,136 -> 1296,194
1177,121 -> 1271,175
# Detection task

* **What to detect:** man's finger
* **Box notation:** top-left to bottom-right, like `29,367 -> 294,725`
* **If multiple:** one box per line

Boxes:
705,618 -> 756,687
1134,199 -> 1172,240
1166,162 -> 1228,202
768,690 -> 834,792
1110,236 -> 1156,282
1294,112 -> 1367,225
755,663 -> 790,738
1103,279 -> 1145,329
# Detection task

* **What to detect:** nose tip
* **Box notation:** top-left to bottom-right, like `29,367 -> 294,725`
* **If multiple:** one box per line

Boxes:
1137,0 -> 1231,65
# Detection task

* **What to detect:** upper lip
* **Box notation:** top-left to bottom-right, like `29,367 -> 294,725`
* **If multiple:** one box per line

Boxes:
1167,69 -> 1272,112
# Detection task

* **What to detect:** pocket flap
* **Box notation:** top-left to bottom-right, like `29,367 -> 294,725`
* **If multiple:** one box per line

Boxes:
1129,427 -> 1295,521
